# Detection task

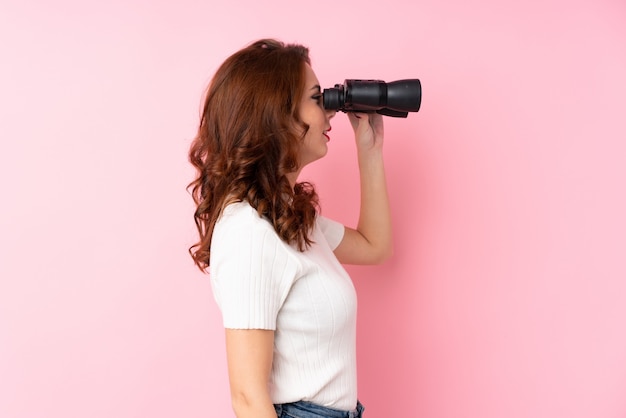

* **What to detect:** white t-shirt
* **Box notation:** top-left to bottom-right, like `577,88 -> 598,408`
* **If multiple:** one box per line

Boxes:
209,201 -> 357,410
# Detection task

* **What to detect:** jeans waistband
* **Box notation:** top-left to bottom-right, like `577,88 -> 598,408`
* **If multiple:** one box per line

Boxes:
274,400 -> 364,418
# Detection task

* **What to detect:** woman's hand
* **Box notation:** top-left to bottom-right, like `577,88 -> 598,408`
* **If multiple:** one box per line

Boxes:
347,112 -> 385,153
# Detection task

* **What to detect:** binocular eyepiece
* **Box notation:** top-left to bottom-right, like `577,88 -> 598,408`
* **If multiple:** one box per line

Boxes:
323,79 -> 422,118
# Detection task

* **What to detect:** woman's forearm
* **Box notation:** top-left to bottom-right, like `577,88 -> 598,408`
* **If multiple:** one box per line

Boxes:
356,147 -> 393,263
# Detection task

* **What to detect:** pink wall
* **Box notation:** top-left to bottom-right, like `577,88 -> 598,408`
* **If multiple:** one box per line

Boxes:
1,1 -> 625,417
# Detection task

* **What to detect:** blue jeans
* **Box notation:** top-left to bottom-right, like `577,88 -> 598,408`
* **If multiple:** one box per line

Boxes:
274,400 -> 364,418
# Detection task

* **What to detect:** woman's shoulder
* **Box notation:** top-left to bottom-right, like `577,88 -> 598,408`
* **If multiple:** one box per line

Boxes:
220,200 -> 255,218
211,200 -> 299,266
215,200 -> 275,236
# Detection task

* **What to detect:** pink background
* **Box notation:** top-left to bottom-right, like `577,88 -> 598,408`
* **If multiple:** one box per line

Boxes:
1,0 -> 625,417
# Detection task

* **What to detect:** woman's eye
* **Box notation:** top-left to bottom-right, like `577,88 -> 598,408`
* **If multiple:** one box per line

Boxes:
313,95 -> 323,104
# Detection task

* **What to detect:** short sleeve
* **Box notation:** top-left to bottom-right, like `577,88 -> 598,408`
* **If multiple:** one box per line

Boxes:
209,203 -> 300,330
316,215 -> 345,250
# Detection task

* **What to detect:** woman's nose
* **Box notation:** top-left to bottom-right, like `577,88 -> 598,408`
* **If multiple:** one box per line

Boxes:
326,109 -> 336,119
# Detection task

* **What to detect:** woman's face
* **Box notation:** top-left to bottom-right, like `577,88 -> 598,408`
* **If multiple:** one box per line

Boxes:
297,64 -> 335,168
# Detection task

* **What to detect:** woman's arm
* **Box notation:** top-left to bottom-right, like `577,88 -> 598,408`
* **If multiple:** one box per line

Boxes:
225,329 -> 277,418
333,112 -> 393,265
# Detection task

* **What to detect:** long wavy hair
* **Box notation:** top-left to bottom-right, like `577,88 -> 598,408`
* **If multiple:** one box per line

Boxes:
188,39 -> 319,272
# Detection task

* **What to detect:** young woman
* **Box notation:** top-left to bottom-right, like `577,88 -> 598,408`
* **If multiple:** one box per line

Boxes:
188,39 -> 392,418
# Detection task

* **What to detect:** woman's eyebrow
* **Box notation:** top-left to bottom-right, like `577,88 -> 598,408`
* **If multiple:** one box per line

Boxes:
310,84 -> 321,92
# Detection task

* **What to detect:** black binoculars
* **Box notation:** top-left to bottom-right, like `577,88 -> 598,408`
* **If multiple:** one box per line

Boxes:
323,79 -> 422,118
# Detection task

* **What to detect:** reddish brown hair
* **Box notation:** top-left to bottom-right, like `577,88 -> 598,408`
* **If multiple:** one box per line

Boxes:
188,39 -> 319,271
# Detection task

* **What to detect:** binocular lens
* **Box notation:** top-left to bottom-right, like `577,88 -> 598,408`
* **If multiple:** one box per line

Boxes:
323,86 -> 343,111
